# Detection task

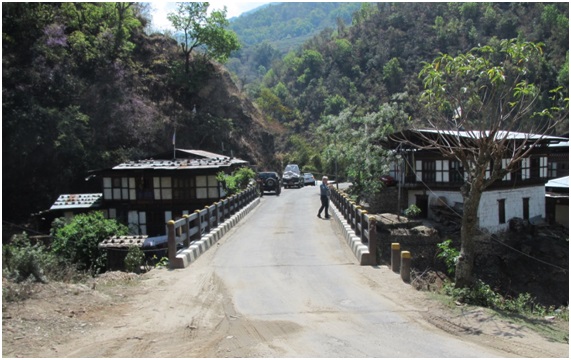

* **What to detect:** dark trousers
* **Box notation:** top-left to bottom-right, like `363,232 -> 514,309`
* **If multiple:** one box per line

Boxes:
318,195 -> 329,217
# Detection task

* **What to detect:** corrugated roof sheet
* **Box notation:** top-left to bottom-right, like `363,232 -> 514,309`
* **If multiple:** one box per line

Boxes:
50,193 -> 102,211
412,129 -> 568,142
545,176 -> 569,189
112,148 -> 248,171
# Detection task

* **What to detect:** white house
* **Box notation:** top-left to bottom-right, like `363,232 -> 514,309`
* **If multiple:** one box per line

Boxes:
382,130 -> 568,233
545,176 -> 569,228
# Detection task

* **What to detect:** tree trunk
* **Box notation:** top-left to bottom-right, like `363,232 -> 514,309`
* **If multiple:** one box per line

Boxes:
184,50 -> 190,74
455,186 -> 483,288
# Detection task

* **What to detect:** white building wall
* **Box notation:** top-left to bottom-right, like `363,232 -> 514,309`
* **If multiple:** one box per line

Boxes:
478,186 -> 545,233
404,186 -> 545,233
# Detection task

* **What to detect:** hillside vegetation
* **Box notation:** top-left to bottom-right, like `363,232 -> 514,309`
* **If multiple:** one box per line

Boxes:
250,2 -> 568,137
226,2 -> 363,85
2,2 -> 568,228
2,3 -> 277,224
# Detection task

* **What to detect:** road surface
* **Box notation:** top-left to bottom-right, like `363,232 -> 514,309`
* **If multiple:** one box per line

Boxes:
49,184 -> 526,357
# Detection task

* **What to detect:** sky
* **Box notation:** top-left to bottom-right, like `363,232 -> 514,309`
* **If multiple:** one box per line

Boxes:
149,2 -> 271,31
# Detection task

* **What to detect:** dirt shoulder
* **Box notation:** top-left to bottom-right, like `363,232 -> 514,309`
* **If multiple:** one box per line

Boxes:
2,266 -> 568,358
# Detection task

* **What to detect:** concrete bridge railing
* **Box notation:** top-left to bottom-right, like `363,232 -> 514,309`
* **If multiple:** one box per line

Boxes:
330,186 -> 378,266
166,185 -> 259,269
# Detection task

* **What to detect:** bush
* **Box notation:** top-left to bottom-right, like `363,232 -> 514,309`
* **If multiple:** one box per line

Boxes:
404,204 -> 421,218
444,280 -> 503,308
51,212 -> 129,275
2,232 -> 47,283
436,239 -> 459,276
443,279 -> 558,317
217,166 -> 256,195
124,246 -> 145,273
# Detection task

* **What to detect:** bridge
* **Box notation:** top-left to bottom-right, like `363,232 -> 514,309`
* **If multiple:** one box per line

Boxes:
117,183 -> 510,357
165,182 -> 384,270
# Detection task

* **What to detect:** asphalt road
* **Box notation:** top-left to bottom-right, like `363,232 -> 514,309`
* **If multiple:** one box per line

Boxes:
203,183 -> 507,357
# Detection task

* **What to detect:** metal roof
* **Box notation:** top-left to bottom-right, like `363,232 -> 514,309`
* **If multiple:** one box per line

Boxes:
50,193 -> 102,211
545,176 -> 569,189
382,129 -> 568,149
111,148 -> 248,171
112,158 -> 246,170
404,129 -> 567,142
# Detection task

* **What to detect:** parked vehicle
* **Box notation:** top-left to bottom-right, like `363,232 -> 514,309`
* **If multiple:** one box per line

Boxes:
282,164 -> 304,188
257,172 -> 281,195
303,173 -> 316,186
380,175 -> 397,187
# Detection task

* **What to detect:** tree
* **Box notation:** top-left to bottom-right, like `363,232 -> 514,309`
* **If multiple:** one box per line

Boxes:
395,39 -> 568,288
51,212 -> 129,274
319,104 -> 407,201
167,2 -> 240,74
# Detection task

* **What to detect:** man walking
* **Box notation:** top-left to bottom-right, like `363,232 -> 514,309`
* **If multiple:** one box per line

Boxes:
317,176 -> 331,219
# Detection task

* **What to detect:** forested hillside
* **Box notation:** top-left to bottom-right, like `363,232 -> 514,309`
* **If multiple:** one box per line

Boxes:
2,3 -> 277,225
226,2 -> 363,86
2,2 -> 568,229
236,3 -> 567,173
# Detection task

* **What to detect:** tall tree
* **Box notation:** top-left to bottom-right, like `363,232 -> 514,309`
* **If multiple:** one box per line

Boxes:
319,103 -> 408,199
394,39 -> 568,288
167,2 -> 240,73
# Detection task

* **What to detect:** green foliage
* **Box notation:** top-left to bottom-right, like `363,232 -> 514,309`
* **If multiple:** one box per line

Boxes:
444,280 -> 503,308
3,233 -> 48,283
317,102 -> 407,201
51,212 -> 129,275
404,204 -> 422,218
436,239 -> 459,276
442,280 -> 562,318
217,166 -> 256,196
153,256 -> 170,268
167,2 -> 240,73
3,2 -> 569,227
124,246 -> 145,273
418,38 -> 568,288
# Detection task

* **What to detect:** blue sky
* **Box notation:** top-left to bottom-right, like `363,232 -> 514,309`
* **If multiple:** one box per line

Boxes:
149,2 -> 271,31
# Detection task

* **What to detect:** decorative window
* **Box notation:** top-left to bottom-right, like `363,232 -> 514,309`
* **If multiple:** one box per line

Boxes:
173,177 -> 196,200
485,162 -> 491,179
549,162 -> 558,178
422,160 -> 436,183
521,158 -> 530,180
153,177 -> 172,200
502,159 -> 511,181
435,160 -> 449,182
539,157 -> 547,178
415,160 -> 422,182
196,175 -> 220,199
103,177 -> 136,200
128,211 -> 147,235
137,176 -> 154,200
450,160 -> 465,183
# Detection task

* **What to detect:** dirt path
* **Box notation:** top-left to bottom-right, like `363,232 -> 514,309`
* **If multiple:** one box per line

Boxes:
2,260 -> 568,358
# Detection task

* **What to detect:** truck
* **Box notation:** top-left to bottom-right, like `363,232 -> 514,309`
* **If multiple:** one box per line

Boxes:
282,164 -> 304,189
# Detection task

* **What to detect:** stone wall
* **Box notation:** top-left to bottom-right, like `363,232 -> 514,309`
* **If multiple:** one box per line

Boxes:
374,214 -> 447,272
374,213 -> 568,306
367,187 -> 406,215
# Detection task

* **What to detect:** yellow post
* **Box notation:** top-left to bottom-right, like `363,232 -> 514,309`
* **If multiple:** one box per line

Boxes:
391,243 -> 401,273
401,251 -> 411,283
167,220 -> 176,268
